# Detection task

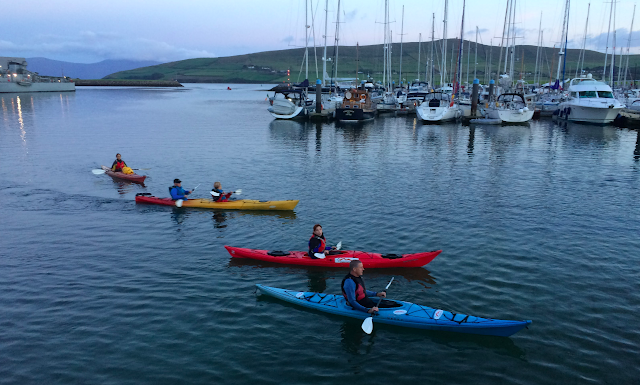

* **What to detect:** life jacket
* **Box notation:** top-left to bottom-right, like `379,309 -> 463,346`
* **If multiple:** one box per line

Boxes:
308,234 -> 326,256
114,160 -> 126,172
341,274 -> 367,304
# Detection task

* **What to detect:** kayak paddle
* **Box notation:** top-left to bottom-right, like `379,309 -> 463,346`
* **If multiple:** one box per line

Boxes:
336,241 -> 342,250
361,277 -> 394,334
175,184 -> 201,208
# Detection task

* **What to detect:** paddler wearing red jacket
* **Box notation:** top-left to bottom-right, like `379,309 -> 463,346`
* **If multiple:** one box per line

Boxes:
308,224 -> 336,259
111,153 -> 127,172
341,260 -> 386,313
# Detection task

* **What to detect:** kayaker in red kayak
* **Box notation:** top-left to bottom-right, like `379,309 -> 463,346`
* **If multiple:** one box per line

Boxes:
111,153 -> 127,172
308,224 -> 336,259
211,182 -> 233,202
341,260 -> 390,314
170,179 -> 192,200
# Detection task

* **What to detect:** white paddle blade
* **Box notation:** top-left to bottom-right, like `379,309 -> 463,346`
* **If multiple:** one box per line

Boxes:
175,199 -> 183,208
336,241 -> 342,250
235,189 -> 242,195
313,253 -> 326,259
92,169 -> 106,175
362,316 -> 374,334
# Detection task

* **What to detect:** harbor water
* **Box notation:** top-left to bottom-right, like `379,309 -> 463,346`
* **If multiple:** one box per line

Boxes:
1,84 -> 639,384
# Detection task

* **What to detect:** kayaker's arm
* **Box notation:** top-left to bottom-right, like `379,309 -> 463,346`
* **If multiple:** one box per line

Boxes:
343,280 -> 372,313
170,187 -> 187,200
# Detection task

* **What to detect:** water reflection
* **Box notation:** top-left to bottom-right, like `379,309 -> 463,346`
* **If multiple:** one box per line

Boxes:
111,179 -> 146,194
212,211 -> 228,228
170,207 -> 189,225
634,130 -> 640,160
467,126 -> 475,156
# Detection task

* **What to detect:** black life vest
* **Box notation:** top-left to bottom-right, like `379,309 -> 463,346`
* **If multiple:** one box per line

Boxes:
341,273 -> 367,304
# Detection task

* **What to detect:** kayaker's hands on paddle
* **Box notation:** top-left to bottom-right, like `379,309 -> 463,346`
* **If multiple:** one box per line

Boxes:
368,306 -> 379,314
377,291 -> 387,298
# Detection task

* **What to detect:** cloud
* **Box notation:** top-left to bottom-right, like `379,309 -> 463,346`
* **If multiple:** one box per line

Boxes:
281,35 -> 294,44
344,9 -> 358,22
0,31 -> 216,63
586,28 -> 640,51
465,28 -> 489,36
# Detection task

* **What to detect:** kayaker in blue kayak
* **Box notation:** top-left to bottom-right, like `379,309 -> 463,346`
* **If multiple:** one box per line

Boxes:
341,260 -> 388,314
211,182 -> 232,202
170,179 -> 192,200
308,224 -> 335,259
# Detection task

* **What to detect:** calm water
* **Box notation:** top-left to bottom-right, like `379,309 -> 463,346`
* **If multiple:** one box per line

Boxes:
1,84 -> 639,384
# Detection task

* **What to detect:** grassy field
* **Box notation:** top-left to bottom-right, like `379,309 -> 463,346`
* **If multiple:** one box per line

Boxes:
105,40 -> 640,86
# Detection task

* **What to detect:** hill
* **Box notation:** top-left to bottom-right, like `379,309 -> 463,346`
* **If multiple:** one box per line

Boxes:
26,58 -> 161,79
104,40 -> 640,85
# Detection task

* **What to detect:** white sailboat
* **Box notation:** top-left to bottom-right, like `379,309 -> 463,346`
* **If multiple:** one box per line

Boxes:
416,0 -> 461,122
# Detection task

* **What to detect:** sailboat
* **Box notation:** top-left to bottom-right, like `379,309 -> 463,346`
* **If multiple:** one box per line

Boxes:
377,0 -> 397,113
416,0 -> 461,122
486,0 -> 534,123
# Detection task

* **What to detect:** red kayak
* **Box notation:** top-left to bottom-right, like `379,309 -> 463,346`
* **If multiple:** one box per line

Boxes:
224,246 -> 442,268
101,166 -> 146,184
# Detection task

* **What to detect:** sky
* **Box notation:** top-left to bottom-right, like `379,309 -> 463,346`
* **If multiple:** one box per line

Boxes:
0,0 -> 638,64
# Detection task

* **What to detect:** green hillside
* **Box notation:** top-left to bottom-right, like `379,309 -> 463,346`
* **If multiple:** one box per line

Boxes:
105,40 -> 640,86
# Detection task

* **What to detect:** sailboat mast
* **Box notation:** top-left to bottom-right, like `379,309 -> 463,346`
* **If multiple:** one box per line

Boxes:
623,5 -> 636,87
576,4 -> 589,78
399,5 -> 404,86
458,0 -> 466,95
305,0 -> 309,81
604,0 -> 614,82
418,33 -> 422,81
322,0 -> 328,85
561,0 -> 570,90
504,0 -> 512,74
431,13 -> 435,87
509,0 -> 516,81
496,0 -> 509,85
556,0 -> 568,83
610,0 -> 616,87
534,12 -> 542,85
474,26 -> 478,81
333,0 -> 340,90
442,0 -> 448,87
383,0 -> 387,89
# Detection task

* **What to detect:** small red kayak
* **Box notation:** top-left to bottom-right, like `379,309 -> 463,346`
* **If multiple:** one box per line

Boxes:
224,246 -> 441,268
101,166 -> 146,184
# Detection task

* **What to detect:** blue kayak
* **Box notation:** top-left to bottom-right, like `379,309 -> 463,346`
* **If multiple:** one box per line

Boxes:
256,284 -> 531,337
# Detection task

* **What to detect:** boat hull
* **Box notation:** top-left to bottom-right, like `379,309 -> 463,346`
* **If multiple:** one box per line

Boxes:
556,104 -> 623,124
487,109 -> 534,123
135,195 -> 299,210
416,105 -> 460,122
256,285 -> 532,337
0,82 -> 75,93
103,168 -> 146,184
225,246 -> 441,268
335,108 -> 376,121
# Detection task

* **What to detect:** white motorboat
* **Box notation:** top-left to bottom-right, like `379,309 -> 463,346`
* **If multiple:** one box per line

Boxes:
0,57 -> 75,93
267,89 -> 312,120
556,75 -> 624,124
416,91 -> 461,122
487,93 -> 534,123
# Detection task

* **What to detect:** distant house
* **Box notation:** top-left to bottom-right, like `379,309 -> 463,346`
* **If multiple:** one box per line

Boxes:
247,65 -> 255,69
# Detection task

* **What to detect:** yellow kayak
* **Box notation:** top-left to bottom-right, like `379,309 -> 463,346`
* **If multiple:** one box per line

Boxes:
136,194 -> 299,210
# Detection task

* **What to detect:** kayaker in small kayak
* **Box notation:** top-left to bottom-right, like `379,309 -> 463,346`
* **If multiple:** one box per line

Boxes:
308,224 -> 335,259
170,179 -> 192,200
211,182 -> 233,202
111,153 -> 127,172
341,260 -> 391,314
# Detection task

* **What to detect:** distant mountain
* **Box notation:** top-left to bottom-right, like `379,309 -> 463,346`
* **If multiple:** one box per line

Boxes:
104,41 -> 640,84
25,58 -> 161,79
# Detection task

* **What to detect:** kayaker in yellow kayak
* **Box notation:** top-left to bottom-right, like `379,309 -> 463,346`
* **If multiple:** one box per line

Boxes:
211,182 -> 233,202
170,179 -> 192,200
308,224 -> 336,259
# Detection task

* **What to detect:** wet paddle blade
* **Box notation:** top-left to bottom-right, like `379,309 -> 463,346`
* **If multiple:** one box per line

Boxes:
362,316 -> 374,334
235,189 -> 242,195
336,241 -> 342,250
176,199 -> 183,208
92,169 -> 106,175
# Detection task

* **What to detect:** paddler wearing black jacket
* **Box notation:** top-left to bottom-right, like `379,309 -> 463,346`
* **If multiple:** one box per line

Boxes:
111,153 -> 127,172
341,260 -> 387,313
308,224 -> 335,259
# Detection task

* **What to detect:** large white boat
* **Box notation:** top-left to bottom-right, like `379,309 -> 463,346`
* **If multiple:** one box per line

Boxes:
416,91 -> 461,122
556,75 -> 624,124
267,88 -> 312,120
0,57 -> 75,93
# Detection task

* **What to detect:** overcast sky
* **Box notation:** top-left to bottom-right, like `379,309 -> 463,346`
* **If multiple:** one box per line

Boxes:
0,0 -> 638,63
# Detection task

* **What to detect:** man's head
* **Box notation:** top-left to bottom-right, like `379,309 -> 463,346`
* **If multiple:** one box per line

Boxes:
173,178 -> 182,186
116,153 -> 121,160
349,260 -> 364,277
214,181 -> 221,189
